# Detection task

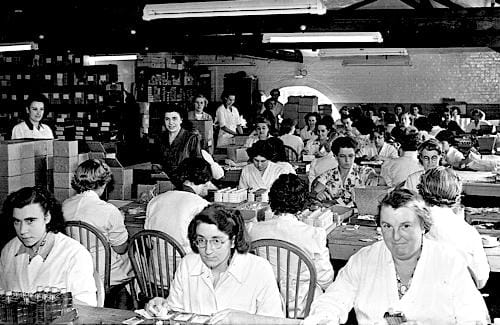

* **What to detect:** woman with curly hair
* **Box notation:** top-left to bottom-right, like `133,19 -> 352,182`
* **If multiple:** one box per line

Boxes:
0,186 -> 97,306
418,166 -> 489,289
248,174 -> 334,318
62,159 -> 134,308
146,205 -> 285,323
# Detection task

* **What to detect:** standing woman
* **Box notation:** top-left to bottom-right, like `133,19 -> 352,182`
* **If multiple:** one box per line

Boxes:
0,186 -> 97,306
215,90 -> 243,148
156,106 -> 201,177
11,93 -> 54,139
187,94 -> 213,121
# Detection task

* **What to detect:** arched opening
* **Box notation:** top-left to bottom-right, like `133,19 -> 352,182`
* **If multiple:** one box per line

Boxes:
265,86 -> 339,120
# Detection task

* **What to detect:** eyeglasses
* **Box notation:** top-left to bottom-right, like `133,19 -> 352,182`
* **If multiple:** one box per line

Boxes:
421,156 -> 440,162
194,236 -> 229,249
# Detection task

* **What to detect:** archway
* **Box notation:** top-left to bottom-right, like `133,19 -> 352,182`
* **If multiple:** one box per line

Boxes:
265,86 -> 340,120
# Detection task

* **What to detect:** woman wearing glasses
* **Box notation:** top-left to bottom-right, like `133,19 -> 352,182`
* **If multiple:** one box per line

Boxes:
146,205 -> 287,323
404,138 -> 442,193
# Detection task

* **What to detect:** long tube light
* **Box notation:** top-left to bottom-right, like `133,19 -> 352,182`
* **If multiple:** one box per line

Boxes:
143,0 -> 326,20
0,42 -> 38,53
318,48 -> 408,57
262,32 -> 383,44
84,54 -> 138,66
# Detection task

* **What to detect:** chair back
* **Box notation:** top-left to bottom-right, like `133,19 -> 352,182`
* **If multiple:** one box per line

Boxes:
65,221 -> 111,296
284,145 -> 300,162
128,230 -> 186,302
251,239 -> 317,319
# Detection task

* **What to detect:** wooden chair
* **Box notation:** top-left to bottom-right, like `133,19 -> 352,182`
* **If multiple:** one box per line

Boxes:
251,239 -> 317,319
65,221 -> 111,307
284,145 -> 300,162
128,230 -> 186,305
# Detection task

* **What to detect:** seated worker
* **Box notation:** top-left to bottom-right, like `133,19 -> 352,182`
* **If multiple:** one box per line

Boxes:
238,140 -> 290,191
409,103 -> 424,124
441,106 -> 464,135
261,100 -> 279,134
404,138 -> 442,192
267,137 -> 296,175
0,187 -> 97,306
418,167 -> 490,289
245,116 -> 273,148
11,93 -> 54,139
436,130 -> 499,171
187,94 -> 213,121
465,109 -> 495,134
279,118 -> 304,159
155,105 -> 201,177
336,115 -> 361,139
358,125 -> 398,162
304,118 -> 333,156
305,189 -> 490,325
145,205 -> 285,322
311,137 -> 379,206
145,157 -> 213,254
299,112 -> 320,142
248,174 -> 334,318
62,159 -> 133,309
308,139 -> 338,190
390,112 -> 412,144
215,90 -> 244,147
381,127 -> 423,187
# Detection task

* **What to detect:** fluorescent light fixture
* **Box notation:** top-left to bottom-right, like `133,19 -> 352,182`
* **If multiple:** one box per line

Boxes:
342,56 -> 411,66
143,0 -> 326,20
262,32 -> 383,44
0,42 -> 38,53
84,54 -> 138,65
195,62 -> 255,66
318,48 -> 408,57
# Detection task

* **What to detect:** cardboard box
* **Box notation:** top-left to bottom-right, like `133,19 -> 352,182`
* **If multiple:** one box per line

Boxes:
0,174 -> 35,193
78,153 -> 89,164
33,140 -> 54,157
108,184 -> 132,200
0,158 -> 35,176
53,172 -> 73,188
299,96 -> 318,106
283,103 -> 299,113
287,96 -> 300,104
54,156 -> 79,173
232,135 -> 249,146
111,168 -> 133,185
157,180 -> 175,193
53,187 -> 76,202
0,141 -> 34,160
225,146 -> 249,163
190,120 -> 213,142
54,140 -> 78,157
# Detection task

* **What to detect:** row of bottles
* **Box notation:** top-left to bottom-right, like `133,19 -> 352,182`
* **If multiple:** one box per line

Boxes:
0,286 -> 73,324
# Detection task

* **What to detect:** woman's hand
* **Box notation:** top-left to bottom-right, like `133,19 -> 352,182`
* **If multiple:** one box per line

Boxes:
145,297 -> 169,317
209,309 -> 251,324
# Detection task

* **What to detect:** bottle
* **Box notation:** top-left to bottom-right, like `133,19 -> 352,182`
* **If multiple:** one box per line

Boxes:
43,286 -> 51,323
0,289 -> 6,322
4,290 -> 17,324
50,287 -> 62,320
60,288 -> 73,315
17,295 -> 35,325
34,286 -> 45,324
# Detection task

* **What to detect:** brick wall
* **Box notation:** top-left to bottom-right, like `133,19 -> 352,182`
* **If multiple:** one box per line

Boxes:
209,49 -> 500,116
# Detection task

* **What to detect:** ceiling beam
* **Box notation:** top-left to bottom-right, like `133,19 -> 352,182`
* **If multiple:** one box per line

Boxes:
433,0 -> 465,8
340,0 -> 380,11
398,0 -> 424,8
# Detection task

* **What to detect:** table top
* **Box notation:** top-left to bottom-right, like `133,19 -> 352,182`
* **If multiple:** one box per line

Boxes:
54,304 -> 139,324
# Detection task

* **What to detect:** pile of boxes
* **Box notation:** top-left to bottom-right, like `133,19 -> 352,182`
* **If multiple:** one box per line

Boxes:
33,140 -> 54,191
214,187 -> 248,203
298,208 -> 333,229
189,119 -> 214,154
53,141 -> 82,202
107,158 -> 133,200
283,96 -> 319,128
0,141 -> 35,207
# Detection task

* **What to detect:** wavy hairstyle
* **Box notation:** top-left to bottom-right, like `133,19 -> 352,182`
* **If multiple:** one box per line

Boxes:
331,136 -> 358,156
172,157 -> 212,186
246,139 -> 275,160
378,188 -> 432,232
187,204 -> 250,254
71,159 -> 112,193
269,174 -> 308,215
417,166 -> 462,207
2,186 -> 66,235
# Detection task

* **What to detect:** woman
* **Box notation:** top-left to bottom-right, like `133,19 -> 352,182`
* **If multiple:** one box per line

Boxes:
248,174 -> 334,318
308,139 -> 338,190
11,93 -> 54,139
62,159 -> 134,308
215,90 -> 243,147
299,112 -> 320,142
187,94 -> 213,121
306,189 -> 489,325
238,140 -> 290,191
405,138 -> 442,192
156,106 -> 201,176
145,205 -> 284,321
358,125 -> 398,162
0,186 -> 97,306
304,118 -> 332,156
418,166 -> 490,289
279,118 -> 304,159
245,116 -> 273,148
311,137 -> 379,206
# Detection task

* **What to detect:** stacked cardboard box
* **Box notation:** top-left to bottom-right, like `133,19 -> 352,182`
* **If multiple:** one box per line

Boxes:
33,140 -> 54,191
0,140 -> 35,206
53,140 -> 79,202
284,96 -> 319,128
106,158 -> 133,200
318,104 -> 333,116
